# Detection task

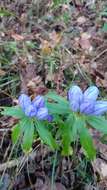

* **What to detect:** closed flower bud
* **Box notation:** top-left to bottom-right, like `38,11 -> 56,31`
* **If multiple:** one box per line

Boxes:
83,86 -> 99,101
33,95 -> 45,108
68,85 -> 107,116
80,100 -> 95,115
36,107 -> 49,120
92,101 -> 107,116
25,104 -> 37,117
18,94 -> 31,111
68,85 -> 83,112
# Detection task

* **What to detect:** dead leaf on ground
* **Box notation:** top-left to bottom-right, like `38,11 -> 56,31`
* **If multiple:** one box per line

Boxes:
49,30 -> 62,48
0,69 -> 6,76
11,33 -> 25,41
79,32 -> 93,52
40,40 -> 52,55
77,16 -> 87,25
35,176 -> 66,190
92,158 -> 107,180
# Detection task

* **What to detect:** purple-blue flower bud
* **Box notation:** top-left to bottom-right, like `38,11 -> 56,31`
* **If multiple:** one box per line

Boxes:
80,100 -> 95,115
18,94 -> 51,120
92,101 -> 107,116
36,107 -> 49,120
68,85 -> 107,116
68,85 -> 83,112
32,95 -> 45,108
83,86 -> 99,101
18,94 -> 31,111
24,104 -> 37,117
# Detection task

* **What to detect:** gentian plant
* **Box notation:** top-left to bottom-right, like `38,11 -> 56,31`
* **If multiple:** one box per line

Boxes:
1,94 -> 57,152
1,85 -> 107,160
46,85 -> 107,159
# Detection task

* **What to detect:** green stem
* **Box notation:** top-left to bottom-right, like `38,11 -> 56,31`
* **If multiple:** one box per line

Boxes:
51,150 -> 57,190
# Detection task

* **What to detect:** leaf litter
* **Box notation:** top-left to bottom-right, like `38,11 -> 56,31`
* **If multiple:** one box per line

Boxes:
1,0 -> 107,189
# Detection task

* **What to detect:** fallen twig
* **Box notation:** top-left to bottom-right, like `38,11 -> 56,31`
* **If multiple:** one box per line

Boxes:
0,150 -> 37,172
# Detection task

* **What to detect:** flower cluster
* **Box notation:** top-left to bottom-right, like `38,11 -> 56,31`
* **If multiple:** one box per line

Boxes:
19,94 -> 51,121
68,85 -> 107,116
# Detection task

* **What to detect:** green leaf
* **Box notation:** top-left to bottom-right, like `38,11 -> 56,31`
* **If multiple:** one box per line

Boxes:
57,114 -> 76,156
46,102 -> 70,115
79,125 -> 96,160
87,116 -> 107,134
45,92 -> 70,115
12,123 -> 21,144
69,114 -> 78,142
53,0 -> 67,6
19,117 -> 30,132
61,120 -> 73,156
45,91 -> 68,105
101,12 -> 107,17
0,8 -> 15,17
102,22 -> 107,32
77,117 -> 96,160
1,106 -> 25,118
35,120 -> 57,150
22,119 -> 34,152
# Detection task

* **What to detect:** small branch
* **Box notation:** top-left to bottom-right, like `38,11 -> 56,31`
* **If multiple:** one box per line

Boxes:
0,151 -> 37,172
92,49 -> 107,62
0,128 -> 11,132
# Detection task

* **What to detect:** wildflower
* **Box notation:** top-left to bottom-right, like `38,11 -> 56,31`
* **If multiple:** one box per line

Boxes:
68,85 -> 107,116
18,94 -> 52,120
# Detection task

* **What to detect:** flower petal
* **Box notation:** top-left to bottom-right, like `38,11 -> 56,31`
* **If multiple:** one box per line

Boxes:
68,85 -> 83,111
84,86 -> 99,101
91,101 -> 107,116
69,100 -> 80,112
33,95 -> 45,109
36,107 -> 49,120
18,94 -> 31,111
47,115 -> 53,122
25,104 -> 37,117
80,100 -> 95,115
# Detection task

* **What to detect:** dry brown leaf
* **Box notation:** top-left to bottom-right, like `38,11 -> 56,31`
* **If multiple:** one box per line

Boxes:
49,31 -> 62,48
55,183 -> 66,190
74,0 -> 83,6
79,32 -> 93,52
77,16 -> 86,25
92,158 -> 107,179
40,40 -> 52,55
0,69 -> 6,76
40,30 -> 62,55
11,33 -> 24,41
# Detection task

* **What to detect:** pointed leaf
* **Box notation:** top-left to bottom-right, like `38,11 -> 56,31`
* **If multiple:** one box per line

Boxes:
46,92 -> 68,105
58,114 -> 75,156
87,116 -> 107,134
80,126 -> 96,160
12,123 -> 21,144
35,120 -> 57,150
45,92 -> 70,115
102,23 -> 107,32
19,117 -> 29,132
1,106 -> 24,118
22,119 -> 34,152
77,117 -> 96,160
46,103 -> 70,114
70,115 -> 78,142
61,122 -> 73,156
0,9 -> 14,16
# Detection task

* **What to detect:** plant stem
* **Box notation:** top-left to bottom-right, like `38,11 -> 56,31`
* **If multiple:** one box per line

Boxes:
51,150 -> 57,190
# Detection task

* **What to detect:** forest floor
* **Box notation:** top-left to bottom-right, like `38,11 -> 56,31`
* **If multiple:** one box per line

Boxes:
1,0 -> 107,189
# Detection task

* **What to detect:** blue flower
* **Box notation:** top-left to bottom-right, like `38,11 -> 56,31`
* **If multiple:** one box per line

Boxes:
18,94 -> 51,120
68,85 -> 107,116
